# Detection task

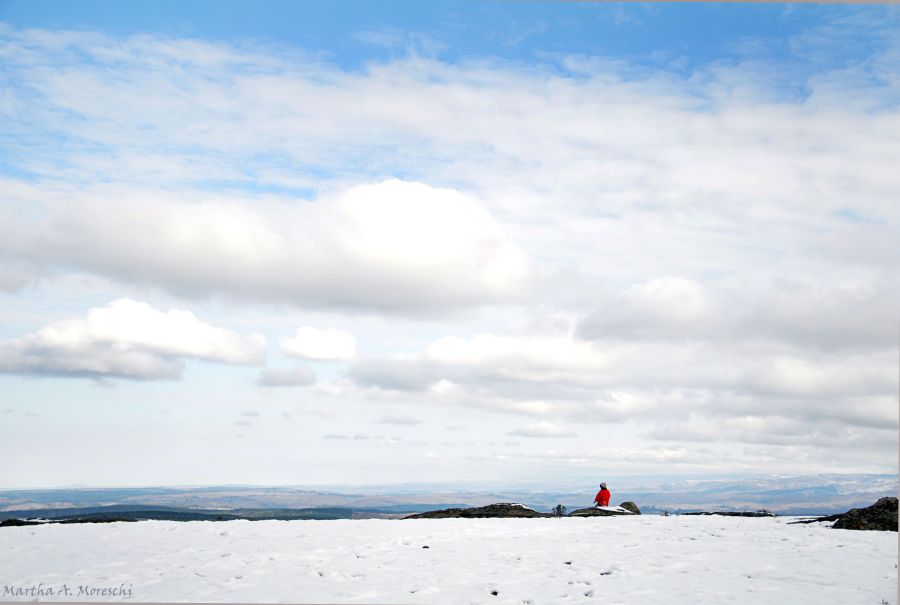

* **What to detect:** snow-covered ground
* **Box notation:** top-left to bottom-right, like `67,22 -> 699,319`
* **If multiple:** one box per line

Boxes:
1,516 -> 896,604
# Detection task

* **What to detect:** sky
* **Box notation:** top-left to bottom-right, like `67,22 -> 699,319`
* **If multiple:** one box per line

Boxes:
0,1 -> 898,489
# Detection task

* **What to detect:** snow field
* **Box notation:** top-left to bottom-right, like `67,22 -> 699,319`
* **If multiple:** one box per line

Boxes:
0,516 -> 896,604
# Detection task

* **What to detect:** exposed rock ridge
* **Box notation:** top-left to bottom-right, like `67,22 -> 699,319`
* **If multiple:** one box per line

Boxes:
404,503 -> 551,519
833,497 -> 897,531
405,502 -> 641,519
789,497 -> 897,531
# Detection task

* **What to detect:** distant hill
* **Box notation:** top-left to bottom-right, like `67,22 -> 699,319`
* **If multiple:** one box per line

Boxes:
0,504 -> 464,523
1,474 -> 896,517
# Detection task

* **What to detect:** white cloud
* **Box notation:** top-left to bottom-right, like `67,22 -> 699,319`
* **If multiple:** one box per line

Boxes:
2,28 -> 897,304
646,415 -> 898,451
3,179 -> 531,311
323,433 -> 370,441
578,276 -> 899,350
520,446 -> 725,469
423,333 -> 613,381
256,365 -> 316,387
579,277 -> 720,341
508,421 -> 577,438
323,433 -> 352,440
365,330 -> 890,397
0,262 -> 29,292
378,414 -> 422,426
741,279 -> 899,350
348,328 -> 896,438
0,20 -> 897,479
323,433 -> 404,445
281,327 -> 357,361
0,299 -> 265,380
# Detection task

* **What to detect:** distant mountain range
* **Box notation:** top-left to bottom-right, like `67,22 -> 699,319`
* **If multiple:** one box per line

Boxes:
1,474 -> 896,518
0,504 -> 438,523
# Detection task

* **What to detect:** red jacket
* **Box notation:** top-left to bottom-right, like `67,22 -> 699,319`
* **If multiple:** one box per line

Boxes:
594,488 -> 610,506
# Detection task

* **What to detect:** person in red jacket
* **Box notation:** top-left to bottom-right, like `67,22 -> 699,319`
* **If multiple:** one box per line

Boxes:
594,482 -> 611,507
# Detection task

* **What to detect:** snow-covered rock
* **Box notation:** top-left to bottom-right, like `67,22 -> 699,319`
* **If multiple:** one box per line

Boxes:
569,505 -> 636,516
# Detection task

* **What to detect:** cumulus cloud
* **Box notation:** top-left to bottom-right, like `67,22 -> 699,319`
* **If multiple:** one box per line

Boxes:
2,180 -> 531,312
281,327 -> 357,361
0,299 -> 265,380
256,365 -> 316,387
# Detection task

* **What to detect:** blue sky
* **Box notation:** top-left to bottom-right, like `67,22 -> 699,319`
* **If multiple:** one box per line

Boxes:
0,2 -> 897,489
2,2 -> 891,81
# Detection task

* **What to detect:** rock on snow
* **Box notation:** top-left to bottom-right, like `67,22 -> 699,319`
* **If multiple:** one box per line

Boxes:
0,516 -> 896,604
833,497 -> 898,531
404,503 -> 550,518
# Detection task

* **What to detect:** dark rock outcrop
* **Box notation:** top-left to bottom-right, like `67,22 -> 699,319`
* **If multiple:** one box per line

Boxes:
569,508 -> 622,517
620,501 -> 641,515
403,503 -> 551,519
0,517 -> 135,528
0,519 -> 41,527
832,497 -> 897,531
405,501 -> 645,519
